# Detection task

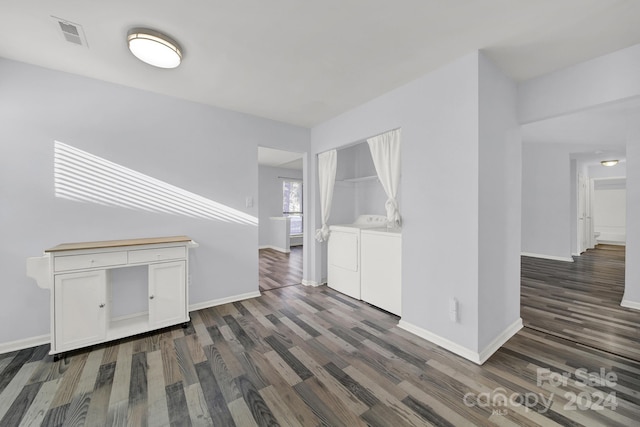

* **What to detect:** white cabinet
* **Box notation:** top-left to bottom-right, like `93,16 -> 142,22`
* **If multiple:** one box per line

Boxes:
149,261 -> 186,328
361,228 -> 402,316
27,236 -> 197,356
54,270 -> 107,350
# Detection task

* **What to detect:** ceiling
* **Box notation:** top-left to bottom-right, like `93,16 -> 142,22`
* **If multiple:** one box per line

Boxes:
522,95 -> 640,164
258,147 -> 303,170
2,1 -> 640,127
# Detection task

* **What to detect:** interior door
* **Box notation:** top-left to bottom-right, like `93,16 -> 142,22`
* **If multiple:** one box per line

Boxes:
578,173 -> 587,253
587,178 -> 595,248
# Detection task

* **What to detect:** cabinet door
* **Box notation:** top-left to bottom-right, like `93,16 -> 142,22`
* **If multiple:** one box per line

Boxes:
148,261 -> 187,328
54,270 -> 106,352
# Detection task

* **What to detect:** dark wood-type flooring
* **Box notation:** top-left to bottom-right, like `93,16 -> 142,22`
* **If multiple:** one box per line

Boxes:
1,244 -> 639,425
259,246 -> 303,292
522,244 -> 640,362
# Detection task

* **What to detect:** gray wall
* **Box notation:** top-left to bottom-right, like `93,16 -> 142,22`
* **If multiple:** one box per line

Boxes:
521,143 -> 573,260
522,150 -> 627,260
518,43 -> 640,307
626,133 -> 640,303
330,141 -> 388,225
477,53 -> 521,350
0,58 -> 309,345
309,51 -> 521,356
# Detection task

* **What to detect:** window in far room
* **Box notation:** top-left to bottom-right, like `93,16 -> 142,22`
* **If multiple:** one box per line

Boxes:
283,180 -> 303,235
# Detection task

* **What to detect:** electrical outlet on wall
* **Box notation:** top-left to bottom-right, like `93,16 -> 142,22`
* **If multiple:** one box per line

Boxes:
245,196 -> 253,208
449,297 -> 458,322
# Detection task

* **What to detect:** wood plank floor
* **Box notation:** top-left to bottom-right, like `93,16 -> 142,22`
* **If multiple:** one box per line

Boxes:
522,244 -> 640,361
2,245 -> 640,426
2,281 -> 640,426
259,246 -> 303,292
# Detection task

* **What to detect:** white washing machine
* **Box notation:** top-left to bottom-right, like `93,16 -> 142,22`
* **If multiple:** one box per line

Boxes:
327,215 -> 387,299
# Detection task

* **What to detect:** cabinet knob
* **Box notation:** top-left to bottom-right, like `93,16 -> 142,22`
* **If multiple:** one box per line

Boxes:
149,295 -> 155,300
99,303 -> 105,308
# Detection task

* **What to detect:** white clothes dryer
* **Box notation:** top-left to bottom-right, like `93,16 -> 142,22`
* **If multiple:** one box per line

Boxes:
327,215 -> 387,299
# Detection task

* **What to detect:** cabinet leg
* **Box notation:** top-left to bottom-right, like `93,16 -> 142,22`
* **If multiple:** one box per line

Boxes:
182,322 -> 190,329
53,353 -> 62,362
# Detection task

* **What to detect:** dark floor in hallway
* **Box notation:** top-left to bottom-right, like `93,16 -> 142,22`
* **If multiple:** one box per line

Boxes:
521,244 -> 640,361
259,246 -> 303,292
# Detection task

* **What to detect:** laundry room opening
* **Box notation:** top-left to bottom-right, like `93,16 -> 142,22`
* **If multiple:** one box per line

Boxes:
318,128 -> 403,316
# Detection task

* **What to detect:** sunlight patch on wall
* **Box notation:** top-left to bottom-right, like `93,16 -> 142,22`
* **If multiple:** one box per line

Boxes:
54,141 -> 258,225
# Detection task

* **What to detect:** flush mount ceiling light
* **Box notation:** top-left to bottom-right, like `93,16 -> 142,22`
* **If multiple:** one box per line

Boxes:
127,28 -> 182,68
601,160 -> 619,167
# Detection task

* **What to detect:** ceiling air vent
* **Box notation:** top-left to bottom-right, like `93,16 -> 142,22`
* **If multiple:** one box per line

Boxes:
51,16 -> 88,47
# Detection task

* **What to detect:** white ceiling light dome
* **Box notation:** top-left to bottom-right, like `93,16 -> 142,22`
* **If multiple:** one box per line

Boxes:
127,28 -> 182,68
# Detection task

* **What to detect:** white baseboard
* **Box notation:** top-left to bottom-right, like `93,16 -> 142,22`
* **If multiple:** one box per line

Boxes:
398,318 -> 522,365
0,334 -> 50,355
189,291 -> 262,312
258,245 -> 290,253
398,320 -> 481,363
478,318 -> 523,364
597,240 -> 626,246
521,252 -> 574,262
301,279 -> 323,287
621,299 -> 640,310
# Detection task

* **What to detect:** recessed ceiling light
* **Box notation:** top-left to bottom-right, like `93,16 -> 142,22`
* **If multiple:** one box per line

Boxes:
127,28 -> 182,68
601,160 -> 619,167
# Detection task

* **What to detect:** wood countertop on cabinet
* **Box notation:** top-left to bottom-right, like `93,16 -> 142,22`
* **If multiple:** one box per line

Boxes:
45,235 -> 193,252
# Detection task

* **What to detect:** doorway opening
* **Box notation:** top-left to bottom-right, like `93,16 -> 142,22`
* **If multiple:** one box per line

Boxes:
257,147 -> 305,292
520,104 -> 632,359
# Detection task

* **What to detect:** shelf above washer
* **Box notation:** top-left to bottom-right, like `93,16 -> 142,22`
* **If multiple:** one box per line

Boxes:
337,175 -> 378,183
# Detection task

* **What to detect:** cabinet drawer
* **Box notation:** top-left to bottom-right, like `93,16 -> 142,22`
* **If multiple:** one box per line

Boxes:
54,251 -> 127,272
128,246 -> 186,264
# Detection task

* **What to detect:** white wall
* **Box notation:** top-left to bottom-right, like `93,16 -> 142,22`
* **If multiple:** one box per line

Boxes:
593,188 -> 626,243
309,51 -> 521,360
258,165 -> 302,247
0,58 -> 309,347
590,165 -> 626,246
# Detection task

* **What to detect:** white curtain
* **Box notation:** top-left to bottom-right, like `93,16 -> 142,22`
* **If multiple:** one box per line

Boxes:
315,149 -> 337,242
367,129 -> 402,227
